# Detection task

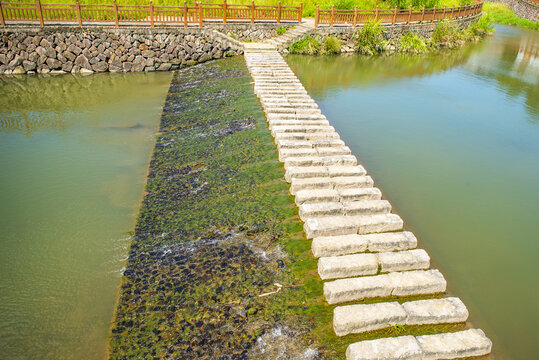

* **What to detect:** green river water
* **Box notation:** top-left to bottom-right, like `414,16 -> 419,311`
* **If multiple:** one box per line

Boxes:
0,72 -> 172,359
287,25 -> 539,359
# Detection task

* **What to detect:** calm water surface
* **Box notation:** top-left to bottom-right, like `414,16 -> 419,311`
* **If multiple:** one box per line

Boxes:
0,72 -> 171,359
287,25 -> 538,359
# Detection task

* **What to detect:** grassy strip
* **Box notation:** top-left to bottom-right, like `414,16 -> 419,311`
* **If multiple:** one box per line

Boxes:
483,2 -> 539,30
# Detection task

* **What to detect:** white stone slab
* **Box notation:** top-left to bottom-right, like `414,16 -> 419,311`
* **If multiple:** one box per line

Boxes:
332,176 -> 374,189
278,148 -> 318,161
285,166 -> 328,182
403,297 -> 468,325
318,253 -> 378,280
304,216 -> 358,239
344,200 -> 392,216
352,213 -> 404,234
276,139 -> 312,149
338,187 -> 382,201
323,274 -> 392,304
321,155 -> 358,166
316,146 -> 352,156
346,335 -> 422,360
290,177 -> 332,194
295,189 -> 340,205
299,202 -> 344,219
388,270 -> 447,296
327,165 -> 366,177
334,302 -> 407,336
311,234 -> 368,258
367,231 -> 418,252
284,156 -> 324,167
416,329 -> 492,360
377,249 -> 430,273
311,139 -> 346,148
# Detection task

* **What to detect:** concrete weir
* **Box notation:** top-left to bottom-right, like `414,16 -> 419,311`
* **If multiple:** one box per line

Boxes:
243,42 -> 493,359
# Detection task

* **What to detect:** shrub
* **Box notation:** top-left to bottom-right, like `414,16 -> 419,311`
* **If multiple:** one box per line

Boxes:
432,20 -> 462,45
354,20 -> 385,55
465,13 -> 494,39
400,32 -> 428,53
322,36 -> 342,55
276,26 -> 287,35
288,36 -> 322,55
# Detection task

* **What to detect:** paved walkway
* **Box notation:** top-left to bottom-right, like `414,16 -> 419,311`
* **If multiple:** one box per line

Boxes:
243,39 -> 493,359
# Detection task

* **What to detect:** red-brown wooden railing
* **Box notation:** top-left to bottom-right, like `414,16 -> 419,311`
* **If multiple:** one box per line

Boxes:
314,1 -> 483,27
0,0 -> 303,27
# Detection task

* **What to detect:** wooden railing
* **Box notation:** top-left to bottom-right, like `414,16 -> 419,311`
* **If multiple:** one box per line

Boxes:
315,2 -> 483,27
0,0 -> 303,27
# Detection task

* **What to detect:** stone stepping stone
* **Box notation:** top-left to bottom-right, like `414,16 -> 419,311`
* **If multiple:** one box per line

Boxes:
295,189 -> 340,205
403,297 -> 469,325
333,297 -> 468,336
311,138 -> 346,147
338,187 -> 382,201
328,165 -> 366,177
334,301 -> 407,336
303,213 -> 403,238
272,124 -> 334,134
299,201 -> 345,219
344,199 -> 392,216
347,335 -> 422,360
311,232 -> 417,258
289,176 -> 374,194
285,155 -> 357,167
316,146 -> 352,156
276,139 -> 313,149
285,166 -> 328,182
323,269 -> 446,304
377,249 -> 430,273
318,249 -> 428,280
299,200 -> 389,219
276,132 -> 341,141
416,329 -> 492,360
278,148 -> 318,161
318,253 -> 379,280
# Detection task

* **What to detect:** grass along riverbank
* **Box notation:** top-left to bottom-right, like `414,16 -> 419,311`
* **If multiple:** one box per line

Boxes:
483,2 -> 539,30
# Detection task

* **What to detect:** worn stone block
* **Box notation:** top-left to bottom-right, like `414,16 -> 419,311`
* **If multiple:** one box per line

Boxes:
290,177 -> 332,194
299,202 -> 344,219
295,189 -> 340,205
346,335 -> 422,360
344,200 -> 392,216
327,165 -> 366,177
389,270 -> 447,296
403,297 -> 468,325
352,213 -> 404,234
338,187 -> 382,201
285,166 -> 328,182
311,234 -> 368,258
332,176 -> 374,189
416,329 -> 492,360
334,302 -> 407,336
377,249 -> 430,273
367,231 -> 418,252
318,253 -> 378,280
304,216 -> 358,239
323,274 -> 392,304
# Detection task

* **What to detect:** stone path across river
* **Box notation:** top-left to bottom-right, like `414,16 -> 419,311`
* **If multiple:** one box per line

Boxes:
243,39 -> 493,359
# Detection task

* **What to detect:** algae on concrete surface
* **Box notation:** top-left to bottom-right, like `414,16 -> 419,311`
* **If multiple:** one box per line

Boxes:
108,57 -> 322,359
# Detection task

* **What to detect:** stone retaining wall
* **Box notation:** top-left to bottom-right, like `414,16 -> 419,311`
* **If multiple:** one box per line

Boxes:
290,15 -> 481,52
206,22 -> 296,41
0,26 -> 244,75
487,0 -> 539,21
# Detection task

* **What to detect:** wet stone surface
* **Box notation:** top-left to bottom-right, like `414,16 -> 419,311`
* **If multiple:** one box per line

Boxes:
109,57 -> 317,359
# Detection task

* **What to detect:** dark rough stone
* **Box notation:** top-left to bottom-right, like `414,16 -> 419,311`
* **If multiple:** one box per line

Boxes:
22,60 -> 36,71
92,61 -> 108,72
46,57 -> 61,69
74,54 -> 91,70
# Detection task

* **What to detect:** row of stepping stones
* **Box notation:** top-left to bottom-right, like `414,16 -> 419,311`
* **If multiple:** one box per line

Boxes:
242,44 -> 493,360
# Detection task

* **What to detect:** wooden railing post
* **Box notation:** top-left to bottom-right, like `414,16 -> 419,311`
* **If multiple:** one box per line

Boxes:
198,1 -> 202,27
277,1 -> 281,24
314,5 -> 319,27
75,0 -> 82,26
392,6 -> 397,25
330,5 -> 334,27
353,5 -> 357,27
149,0 -> 154,27
420,5 -> 425,24
407,5 -> 412,24
432,5 -> 436,22
374,5 -> 378,22
442,5 -> 446,21
251,0 -> 254,23
36,0 -> 44,27
450,5 -> 454,19
113,0 -> 119,27
0,2 -> 5,26
183,1 -> 188,28
223,0 -> 227,24
298,2 -> 302,24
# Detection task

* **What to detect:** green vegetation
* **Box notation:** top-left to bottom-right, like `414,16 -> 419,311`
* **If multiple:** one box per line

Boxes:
354,20 -> 385,55
400,32 -> 427,53
322,36 -> 342,55
483,2 -> 539,31
288,36 -> 322,55
276,26 -> 288,35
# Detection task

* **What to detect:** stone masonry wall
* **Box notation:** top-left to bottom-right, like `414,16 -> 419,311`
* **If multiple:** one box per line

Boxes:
0,26 -> 244,75
283,15 -> 481,52
487,0 -> 539,21
206,22 -> 296,41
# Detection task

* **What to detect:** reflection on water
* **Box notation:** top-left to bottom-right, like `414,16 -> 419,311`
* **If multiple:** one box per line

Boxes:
0,72 -> 171,360
287,25 -> 539,360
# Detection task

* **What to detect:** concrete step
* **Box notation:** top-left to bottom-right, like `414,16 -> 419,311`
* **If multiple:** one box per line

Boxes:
271,125 -> 334,136
284,155 -> 357,167
318,249 -> 429,280
338,187 -> 382,201
346,329 -> 492,360
290,175 -> 374,194
311,232 -> 418,258
295,189 -> 339,205
303,213 -> 403,238
323,269 -> 447,304
299,200 -> 390,219
277,132 -> 340,142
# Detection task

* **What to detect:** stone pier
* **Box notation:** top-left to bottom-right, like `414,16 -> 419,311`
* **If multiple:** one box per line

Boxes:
243,37 -> 493,359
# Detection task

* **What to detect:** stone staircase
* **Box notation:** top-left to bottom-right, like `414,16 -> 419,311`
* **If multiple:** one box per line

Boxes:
263,19 -> 314,52
243,46 -> 493,360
